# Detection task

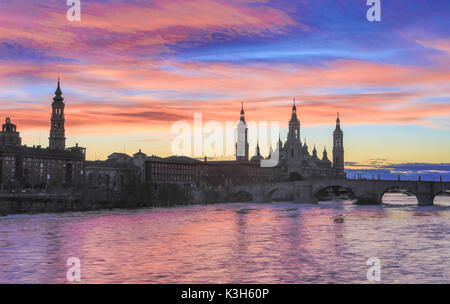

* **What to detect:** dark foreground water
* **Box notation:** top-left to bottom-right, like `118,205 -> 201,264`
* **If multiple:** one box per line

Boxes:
0,193 -> 449,283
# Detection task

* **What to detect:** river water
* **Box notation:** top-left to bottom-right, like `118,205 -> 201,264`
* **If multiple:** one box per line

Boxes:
0,193 -> 449,284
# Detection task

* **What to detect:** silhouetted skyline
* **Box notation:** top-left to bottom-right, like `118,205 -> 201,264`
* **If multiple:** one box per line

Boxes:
0,0 -> 449,166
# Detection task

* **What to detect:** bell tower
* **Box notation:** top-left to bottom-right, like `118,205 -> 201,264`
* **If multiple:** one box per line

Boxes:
49,77 -> 66,150
235,102 -> 249,161
284,98 -> 303,161
333,112 -> 344,171
287,98 -> 300,142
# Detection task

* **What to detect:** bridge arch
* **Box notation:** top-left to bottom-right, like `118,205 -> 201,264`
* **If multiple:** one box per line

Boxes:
380,185 -> 418,205
265,187 -> 294,202
313,185 -> 357,202
433,189 -> 450,206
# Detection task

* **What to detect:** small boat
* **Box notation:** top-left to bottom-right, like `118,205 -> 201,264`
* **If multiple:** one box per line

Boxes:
333,215 -> 344,223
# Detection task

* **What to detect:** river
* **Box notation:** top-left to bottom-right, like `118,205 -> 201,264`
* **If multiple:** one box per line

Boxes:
0,193 -> 449,283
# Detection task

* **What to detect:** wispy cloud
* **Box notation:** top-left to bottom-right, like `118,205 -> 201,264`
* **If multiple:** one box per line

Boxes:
346,162 -> 450,181
0,0 -> 449,162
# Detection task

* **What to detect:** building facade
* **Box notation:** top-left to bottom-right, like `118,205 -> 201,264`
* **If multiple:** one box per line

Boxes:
200,159 -> 278,188
0,79 -> 86,190
145,155 -> 201,188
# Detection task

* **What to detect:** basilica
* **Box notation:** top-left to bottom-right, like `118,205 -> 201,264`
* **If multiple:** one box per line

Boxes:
236,100 -> 345,181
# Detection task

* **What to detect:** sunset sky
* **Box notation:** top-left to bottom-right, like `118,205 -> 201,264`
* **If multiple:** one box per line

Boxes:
0,0 -> 449,173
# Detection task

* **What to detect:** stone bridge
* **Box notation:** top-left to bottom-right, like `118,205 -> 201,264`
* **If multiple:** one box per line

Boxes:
228,179 -> 450,206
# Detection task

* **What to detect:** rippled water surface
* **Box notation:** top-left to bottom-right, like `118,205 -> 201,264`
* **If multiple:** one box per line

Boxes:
1,193 -> 449,283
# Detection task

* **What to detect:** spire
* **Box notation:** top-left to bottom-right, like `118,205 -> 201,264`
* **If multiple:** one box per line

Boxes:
251,140 -> 263,162
302,138 -> 309,155
240,101 -> 246,123
334,112 -> 342,133
292,97 -> 297,116
53,76 -> 64,103
322,146 -> 329,161
55,76 -> 62,95
312,144 -> 318,158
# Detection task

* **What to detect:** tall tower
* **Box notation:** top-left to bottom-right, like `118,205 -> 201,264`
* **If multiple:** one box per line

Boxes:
333,112 -> 344,171
287,98 -> 300,142
283,98 -> 303,161
235,102 -> 249,161
49,78 -> 66,150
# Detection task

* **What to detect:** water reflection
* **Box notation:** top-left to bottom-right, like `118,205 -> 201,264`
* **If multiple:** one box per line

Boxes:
434,193 -> 450,206
0,195 -> 449,283
382,192 -> 417,205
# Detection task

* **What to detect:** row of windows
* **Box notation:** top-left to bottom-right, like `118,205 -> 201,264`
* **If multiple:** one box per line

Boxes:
1,157 -> 81,164
2,159 -> 82,166
53,108 -> 64,115
150,168 -> 195,174
3,162 -> 82,169
151,175 -> 194,181
148,162 -> 195,169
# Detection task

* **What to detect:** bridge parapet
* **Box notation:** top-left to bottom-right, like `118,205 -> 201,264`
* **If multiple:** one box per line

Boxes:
228,179 -> 450,206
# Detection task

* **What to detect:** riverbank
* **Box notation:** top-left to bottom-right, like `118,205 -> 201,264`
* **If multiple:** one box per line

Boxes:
0,186 -> 228,216
0,193 -> 114,216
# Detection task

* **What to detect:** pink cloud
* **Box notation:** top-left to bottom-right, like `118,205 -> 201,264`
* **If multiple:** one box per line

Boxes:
0,0 -> 301,60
